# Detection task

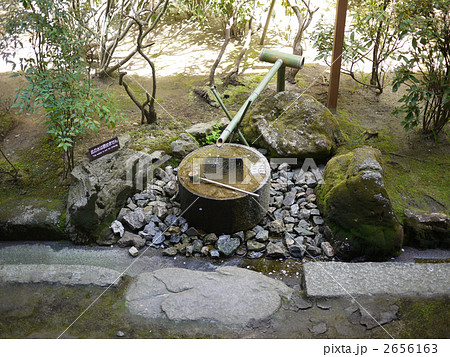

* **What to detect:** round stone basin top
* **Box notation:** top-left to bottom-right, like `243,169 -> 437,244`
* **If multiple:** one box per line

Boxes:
178,144 -> 271,200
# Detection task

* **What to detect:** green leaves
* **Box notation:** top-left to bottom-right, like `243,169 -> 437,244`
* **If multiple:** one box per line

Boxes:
392,0 -> 449,135
1,0 -> 123,176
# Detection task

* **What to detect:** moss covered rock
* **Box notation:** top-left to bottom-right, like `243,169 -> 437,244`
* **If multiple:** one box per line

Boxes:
0,197 -> 66,240
317,146 -> 403,260
242,92 -> 343,160
403,209 -> 449,249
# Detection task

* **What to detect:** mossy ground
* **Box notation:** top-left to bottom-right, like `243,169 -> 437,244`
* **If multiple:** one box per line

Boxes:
0,279 -> 237,338
0,136 -> 68,213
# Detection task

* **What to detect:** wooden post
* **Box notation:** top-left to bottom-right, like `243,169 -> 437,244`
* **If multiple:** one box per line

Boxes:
327,0 -> 348,112
259,0 -> 276,45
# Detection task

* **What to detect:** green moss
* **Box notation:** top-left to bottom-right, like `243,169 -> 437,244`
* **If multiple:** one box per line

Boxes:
0,137 -> 68,211
0,113 -> 14,138
382,154 -> 450,220
396,297 -> 450,338
318,147 -> 403,260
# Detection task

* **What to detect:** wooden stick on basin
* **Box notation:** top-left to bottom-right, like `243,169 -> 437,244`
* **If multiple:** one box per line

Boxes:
188,171 -> 259,198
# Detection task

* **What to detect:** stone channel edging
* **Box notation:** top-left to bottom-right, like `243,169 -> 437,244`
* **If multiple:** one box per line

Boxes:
303,262 -> 450,297
0,264 -> 122,287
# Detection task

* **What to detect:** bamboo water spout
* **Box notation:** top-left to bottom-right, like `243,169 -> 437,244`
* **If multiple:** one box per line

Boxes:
216,49 -> 304,147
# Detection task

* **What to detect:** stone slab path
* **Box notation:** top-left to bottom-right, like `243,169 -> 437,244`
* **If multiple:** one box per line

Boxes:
126,266 -> 293,326
304,262 -> 450,297
0,264 -> 122,287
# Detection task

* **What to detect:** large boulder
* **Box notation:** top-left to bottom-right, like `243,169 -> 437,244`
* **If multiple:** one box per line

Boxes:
317,146 -> 403,260
0,198 -> 65,240
242,92 -> 343,160
403,209 -> 449,249
66,135 -> 158,243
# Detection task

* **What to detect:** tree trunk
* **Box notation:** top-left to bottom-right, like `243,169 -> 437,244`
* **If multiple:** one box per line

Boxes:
286,4 -> 304,83
224,1 -> 256,85
286,0 -> 318,84
209,18 -> 233,87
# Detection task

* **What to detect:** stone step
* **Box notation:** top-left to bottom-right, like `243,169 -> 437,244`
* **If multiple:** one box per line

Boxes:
303,262 -> 450,297
0,264 -> 122,287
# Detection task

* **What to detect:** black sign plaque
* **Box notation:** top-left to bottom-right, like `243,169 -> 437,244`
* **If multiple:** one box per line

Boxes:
87,137 -> 120,160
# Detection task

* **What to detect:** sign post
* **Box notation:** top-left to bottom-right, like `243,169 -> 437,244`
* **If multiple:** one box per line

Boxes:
87,137 -> 120,160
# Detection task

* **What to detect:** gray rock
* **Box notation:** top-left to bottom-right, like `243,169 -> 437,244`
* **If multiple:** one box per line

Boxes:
245,230 -> 257,240
283,191 -> 296,206
110,220 -> 125,237
290,204 -> 299,217
129,246 -> 139,257
285,223 -> 294,233
164,214 -> 179,227
201,246 -> 210,256
284,216 -> 296,224
255,229 -> 269,242
298,219 -> 310,229
117,207 -> 131,222
278,163 -> 291,172
209,249 -> 220,258
309,321 -> 327,334
136,199 -> 149,208
403,209 -> 449,249
170,234 -> 182,244
247,251 -> 264,259
247,240 -> 266,252
0,264 -> 122,287
317,146 -> 403,260
299,209 -> 311,220
66,135 -> 155,243
303,262 -> 450,297
294,226 -> 315,236
123,208 -> 146,231
185,245 -> 194,257
243,92 -> 342,160
286,293 -> 313,311
171,133 -> 199,158
152,231 -> 166,245
310,208 -> 320,216
268,219 -> 286,235
134,192 -> 152,201
154,167 -> 169,182
317,300 -> 332,310
289,244 -> 306,258
126,267 -> 293,325
203,233 -> 218,245
321,241 -> 334,257
313,216 -> 324,225
216,235 -> 240,256
252,225 -> 265,234
306,244 -> 322,257
185,227 -> 199,236
185,118 -> 228,139
127,201 -> 137,211
236,245 -> 247,256
117,232 -> 146,249
192,239 -> 203,254
232,231 -> 245,242
164,181 -> 178,197
360,305 -> 399,330
116,331 -> 125,337
266,241 -> 288,259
